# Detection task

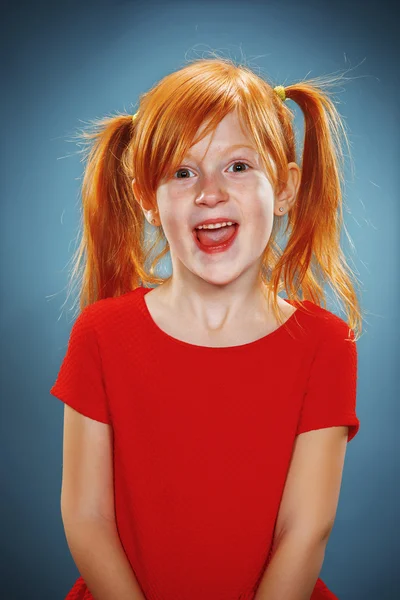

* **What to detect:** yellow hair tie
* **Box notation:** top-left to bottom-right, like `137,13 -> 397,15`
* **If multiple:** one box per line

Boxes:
131,111 -> 139,123
273,85 -> 286,102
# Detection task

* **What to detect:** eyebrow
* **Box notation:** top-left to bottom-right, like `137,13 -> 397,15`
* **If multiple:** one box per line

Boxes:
186,144 -> 258,159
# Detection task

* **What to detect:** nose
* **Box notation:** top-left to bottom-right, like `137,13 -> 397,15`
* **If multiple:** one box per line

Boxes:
195,176 -> 229,206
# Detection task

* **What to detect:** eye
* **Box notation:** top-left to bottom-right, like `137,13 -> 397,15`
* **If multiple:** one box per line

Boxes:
174,167 -> 195,179
227,161 -> 250,174
173,161 -> 251,179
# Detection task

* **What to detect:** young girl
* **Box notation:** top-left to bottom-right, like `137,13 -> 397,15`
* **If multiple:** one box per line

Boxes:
50,57 -> 362,600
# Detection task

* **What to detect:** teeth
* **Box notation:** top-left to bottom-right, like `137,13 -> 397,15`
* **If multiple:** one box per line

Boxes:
196,221 -> 236,230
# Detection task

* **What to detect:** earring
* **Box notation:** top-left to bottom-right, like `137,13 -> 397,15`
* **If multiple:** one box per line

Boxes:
279,207 -> 284,212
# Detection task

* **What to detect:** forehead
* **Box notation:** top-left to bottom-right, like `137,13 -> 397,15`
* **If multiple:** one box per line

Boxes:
186,111 -> 257,158
185,143 -> 258,160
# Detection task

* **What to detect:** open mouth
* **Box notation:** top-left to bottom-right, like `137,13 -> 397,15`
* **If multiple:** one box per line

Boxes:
192,223 -> 239,253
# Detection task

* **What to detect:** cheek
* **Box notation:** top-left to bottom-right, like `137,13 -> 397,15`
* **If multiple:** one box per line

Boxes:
246,192 -> 274,227
157,190 -> 194,240
245,194 -> 274,246
246,179 -> 274,214
251,214 -> 274,248
158,208 -> 188,248
155,194 -> 177,233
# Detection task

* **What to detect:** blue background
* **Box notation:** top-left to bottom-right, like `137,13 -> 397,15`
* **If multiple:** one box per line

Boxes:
1,0 -> 398,598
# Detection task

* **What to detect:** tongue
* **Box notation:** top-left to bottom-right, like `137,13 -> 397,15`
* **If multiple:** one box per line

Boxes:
196,224 -> 236,247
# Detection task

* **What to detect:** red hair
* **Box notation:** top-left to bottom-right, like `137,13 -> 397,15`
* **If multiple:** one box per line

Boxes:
66,57 -> 363,340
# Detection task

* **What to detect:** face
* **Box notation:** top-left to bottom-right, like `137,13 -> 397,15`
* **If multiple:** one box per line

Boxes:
135,110 -> 299,289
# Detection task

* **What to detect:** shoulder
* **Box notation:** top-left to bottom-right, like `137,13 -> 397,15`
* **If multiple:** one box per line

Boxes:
74,288 -> 143,334
306,301 -> 357,360
296,300 -> 355,343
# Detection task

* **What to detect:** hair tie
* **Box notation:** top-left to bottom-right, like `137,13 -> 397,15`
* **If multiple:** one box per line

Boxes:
132,111 -> 138,123
273,85 -> 286,102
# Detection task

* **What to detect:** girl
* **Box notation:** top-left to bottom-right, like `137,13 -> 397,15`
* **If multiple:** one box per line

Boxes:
50,57 -> 362,600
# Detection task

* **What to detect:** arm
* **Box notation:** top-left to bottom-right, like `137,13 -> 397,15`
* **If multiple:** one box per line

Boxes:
253,530 -> 328,600
61,405 -> 147,600
63,516 -> 147,600
254,426 -> 349,600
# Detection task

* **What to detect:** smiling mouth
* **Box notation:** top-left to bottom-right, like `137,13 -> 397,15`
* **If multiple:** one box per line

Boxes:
193,223 -> 239,253
194,223 -> 238,246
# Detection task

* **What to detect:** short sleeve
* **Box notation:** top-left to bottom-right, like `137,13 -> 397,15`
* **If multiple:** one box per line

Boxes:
296,318 -> 360,442
50,305 -> 111,424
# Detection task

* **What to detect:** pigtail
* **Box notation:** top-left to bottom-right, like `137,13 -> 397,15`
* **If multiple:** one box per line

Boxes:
267,76 -> 362,340
67,113 -> 150,316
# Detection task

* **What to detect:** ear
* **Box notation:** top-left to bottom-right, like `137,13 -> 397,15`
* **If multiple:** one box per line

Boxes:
274,162 -> 301,215
131,179 -> 159,226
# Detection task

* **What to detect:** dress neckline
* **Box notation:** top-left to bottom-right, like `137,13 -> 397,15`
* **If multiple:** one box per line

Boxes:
136,286 -> 304,351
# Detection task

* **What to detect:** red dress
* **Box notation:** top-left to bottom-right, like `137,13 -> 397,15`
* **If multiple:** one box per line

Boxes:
50,286 -> 360,600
